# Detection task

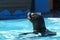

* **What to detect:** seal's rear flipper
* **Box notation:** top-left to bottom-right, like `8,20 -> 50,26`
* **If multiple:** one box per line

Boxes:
19,32 -> 33,35
19,32 -> 36,35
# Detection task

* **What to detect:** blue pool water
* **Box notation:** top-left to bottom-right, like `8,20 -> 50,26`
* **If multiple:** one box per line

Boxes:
0,18 -> 60,40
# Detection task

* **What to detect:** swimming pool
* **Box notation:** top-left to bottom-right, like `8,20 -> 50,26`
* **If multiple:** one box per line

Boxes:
0,18 -> 60,40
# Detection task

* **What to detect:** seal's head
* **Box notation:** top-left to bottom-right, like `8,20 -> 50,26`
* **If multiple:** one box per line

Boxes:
27,12 -> 35,19
27,12 -> 41,19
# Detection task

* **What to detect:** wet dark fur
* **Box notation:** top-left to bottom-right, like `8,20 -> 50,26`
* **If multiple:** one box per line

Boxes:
28,13 -> 46,33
